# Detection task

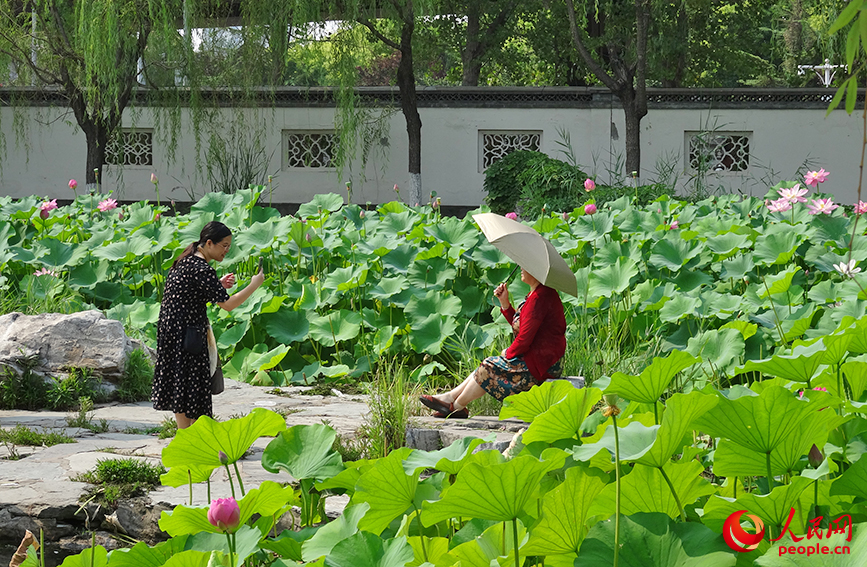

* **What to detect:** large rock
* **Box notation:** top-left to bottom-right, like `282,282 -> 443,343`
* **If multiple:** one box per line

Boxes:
0,310 -> 150,383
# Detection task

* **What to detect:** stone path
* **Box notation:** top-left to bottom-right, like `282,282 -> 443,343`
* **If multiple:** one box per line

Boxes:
0,378 -> 524,552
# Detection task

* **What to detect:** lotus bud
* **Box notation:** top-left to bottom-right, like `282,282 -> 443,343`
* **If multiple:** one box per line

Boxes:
359,210 -> 365,218
584,203 -> 597,215
393,184 -> 399,194
305,232 -> 312,243
562,212 -> 569,221
218,450 -> 229,465
118,211 -> 124,220
505,212 -> 518,220
154,212 -> 161,222
40,209 -> 50,219
150,173 -> 158,184
584,178 -> 596,192
68,179 -> 77,190
808,444 -> 823,468
207,497 -> 240,533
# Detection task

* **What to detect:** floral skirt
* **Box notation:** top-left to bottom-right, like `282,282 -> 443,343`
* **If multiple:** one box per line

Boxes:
474,356 -> 563,402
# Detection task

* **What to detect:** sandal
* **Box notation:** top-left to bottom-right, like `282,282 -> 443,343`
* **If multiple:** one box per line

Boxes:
433,407 -> 469,419
420,394 -> 451,414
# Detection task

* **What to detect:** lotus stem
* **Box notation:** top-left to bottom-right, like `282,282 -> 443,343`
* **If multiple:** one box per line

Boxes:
659,466 -> 686,522
513,518 -> 520,567
765,451 -> 774,495
233,461 -> 245,496
223,463 -> 236,499
412,503 -> 428,562
612,412 -> 621,567
188,469 -> 193,506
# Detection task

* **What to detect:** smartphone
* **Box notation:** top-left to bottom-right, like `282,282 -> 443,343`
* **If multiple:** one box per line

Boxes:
257,258 -> 263,272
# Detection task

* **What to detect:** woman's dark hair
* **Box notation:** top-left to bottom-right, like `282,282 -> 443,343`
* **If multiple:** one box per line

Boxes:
171,221 -> 232,270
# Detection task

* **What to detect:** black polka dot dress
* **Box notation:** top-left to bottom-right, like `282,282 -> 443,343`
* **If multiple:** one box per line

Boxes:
152,255 -> 230,419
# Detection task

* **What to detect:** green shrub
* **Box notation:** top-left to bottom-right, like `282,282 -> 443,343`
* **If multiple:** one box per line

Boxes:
47,367 -> 106,411
516,153 -> 587,218
74,457 -> 166,507
483,150 -> 544,215
0,358 -> 47,410
118,348 -> 154,403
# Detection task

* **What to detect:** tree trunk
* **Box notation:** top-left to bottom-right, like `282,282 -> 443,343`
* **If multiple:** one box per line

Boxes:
621,88 -> 641,179
461,2 -> 483,86
83,121 -> 109,188
396,11 -> 422,206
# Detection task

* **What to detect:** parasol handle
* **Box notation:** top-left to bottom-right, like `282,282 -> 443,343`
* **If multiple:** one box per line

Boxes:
505,264 -> 520,284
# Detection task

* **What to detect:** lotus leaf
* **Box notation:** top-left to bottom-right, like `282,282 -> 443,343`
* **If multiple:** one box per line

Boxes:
649,235 -> 703,271
297,193 -> 344,218
301,503 -> 370,561
438,520 -> 527,567
262,423 -> 344,481
106,537 -> 190,567
589,460 -> 715,519
738,340 -> 826,383
588,257 -> 638,298
521,386 -> 603,443
576,512 -> 736,567
606,350 -> 699,404
421,455 -> 556,526
308,310 -> 363,346
162,408 -> 285,471
499,380 -> 576,422
408,314 -> 458,355
521,465 -> 608,555
353,448 -> 423,534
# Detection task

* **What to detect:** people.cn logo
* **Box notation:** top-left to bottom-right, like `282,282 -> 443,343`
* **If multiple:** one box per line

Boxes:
724,510 -> 766,552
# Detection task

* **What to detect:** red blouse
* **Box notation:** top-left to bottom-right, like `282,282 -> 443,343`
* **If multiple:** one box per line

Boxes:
501,284 -> 567,382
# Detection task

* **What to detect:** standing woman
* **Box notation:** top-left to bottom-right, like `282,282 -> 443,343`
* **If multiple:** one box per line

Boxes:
153,221 -> 265,428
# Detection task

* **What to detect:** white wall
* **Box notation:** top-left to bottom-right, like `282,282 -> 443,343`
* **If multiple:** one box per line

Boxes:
0,93 -> 863,207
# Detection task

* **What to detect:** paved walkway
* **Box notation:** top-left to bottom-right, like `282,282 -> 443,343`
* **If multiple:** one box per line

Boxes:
0,378 -> 523,552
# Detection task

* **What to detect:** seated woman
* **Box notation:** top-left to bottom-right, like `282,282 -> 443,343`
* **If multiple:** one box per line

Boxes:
420,267 -> 566,418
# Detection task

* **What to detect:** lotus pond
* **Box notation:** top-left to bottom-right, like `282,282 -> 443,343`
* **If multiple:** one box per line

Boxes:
6,181 -> 867,565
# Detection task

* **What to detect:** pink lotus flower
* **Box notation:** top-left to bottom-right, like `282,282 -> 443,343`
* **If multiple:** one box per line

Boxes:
584,178 -> 596,192
855,201 -> 867,215
207,498 -> 240,533
393,184 -> 399,194
807,198 -> 839,215
68,179 -> 77,191
584,203 -> 597,215
669,220 -> 679,230
40,199 -> 58,219
562,212 -> 569,221
777,184 -> 808,203
766,198 -> 792,213
33,268 -> 58,277
505,212 -> 518,220
97,198 -> 117,212
804,168 -> 829,187
150,173 -> 158,184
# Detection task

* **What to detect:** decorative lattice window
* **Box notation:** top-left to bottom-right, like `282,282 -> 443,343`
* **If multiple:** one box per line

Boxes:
686,132 -> 751,172
479,130 -> 541,171
106,130 -> 153,166
283,131 -> 336,168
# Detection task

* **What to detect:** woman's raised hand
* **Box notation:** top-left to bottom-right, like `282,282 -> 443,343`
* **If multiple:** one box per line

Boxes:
493,283 -> 511,309
252,263 -> 265,287
220,273 -> 236,289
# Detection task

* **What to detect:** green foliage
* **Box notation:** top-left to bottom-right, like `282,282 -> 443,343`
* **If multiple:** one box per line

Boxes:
118,348 -> 154,403
0,424 -> 75,446
516,152 -> 588,218
483,150 -> 542,215
74,456 -> 166,507
48,368 -> 106,411
0,357 -> 47,411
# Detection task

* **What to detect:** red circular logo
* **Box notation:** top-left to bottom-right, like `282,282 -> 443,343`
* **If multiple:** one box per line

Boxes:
723,510 -> 765,552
